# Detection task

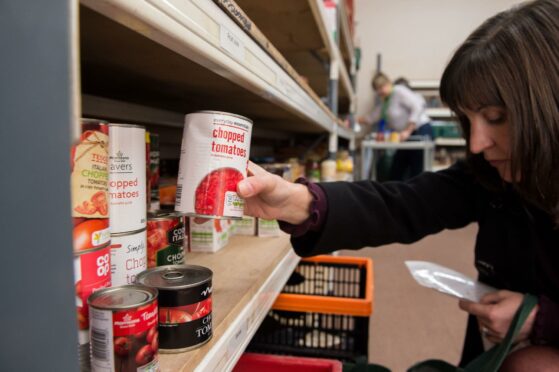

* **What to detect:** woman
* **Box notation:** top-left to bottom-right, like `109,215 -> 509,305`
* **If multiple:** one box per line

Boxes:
360,72 -> 433,181
237,0 -> 559,369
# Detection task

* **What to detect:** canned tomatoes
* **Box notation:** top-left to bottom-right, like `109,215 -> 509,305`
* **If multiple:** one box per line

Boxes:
149,133 -> 160,211
136,265 -> 213,352
147,211 -> 185,268
175,111 -> 252,219
109,124 -> 147,234
88,285 -> 159,372
72,119 -> 110,219
72,119 -> 111,253
110,229 -> 147,286
74,244 -> 112,371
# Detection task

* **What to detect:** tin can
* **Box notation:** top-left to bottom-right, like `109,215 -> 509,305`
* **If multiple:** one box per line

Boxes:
72,119 -> 111,253
147,211 -> 186,268
72,119 -> 110,219
74,244 -> 112,372
175,111 -> 252,219
110,229 -> 147,286
108,124 -> 147,234
136,265 -> 213,352
88,285 -> 159,372
145,131 -> 151,210
149,133 -> 160,211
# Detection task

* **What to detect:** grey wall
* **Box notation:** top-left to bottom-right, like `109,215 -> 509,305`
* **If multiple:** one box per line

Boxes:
354,0 -> 523,118
0,1 -> 79,370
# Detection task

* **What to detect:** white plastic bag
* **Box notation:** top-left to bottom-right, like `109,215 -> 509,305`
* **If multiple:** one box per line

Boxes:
405,261 -> 497,302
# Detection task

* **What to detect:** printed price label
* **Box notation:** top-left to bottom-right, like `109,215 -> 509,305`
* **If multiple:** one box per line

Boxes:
220,25 -> 245,61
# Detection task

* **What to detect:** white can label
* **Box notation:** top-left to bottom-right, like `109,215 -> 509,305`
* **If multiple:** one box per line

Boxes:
110,230 -> 147,286
109,125 -> 147,233
175,112 -> 252,218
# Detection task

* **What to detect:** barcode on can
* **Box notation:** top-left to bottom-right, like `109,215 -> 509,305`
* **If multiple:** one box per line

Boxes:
91,328 -> 108,361
175,184 -> 182,206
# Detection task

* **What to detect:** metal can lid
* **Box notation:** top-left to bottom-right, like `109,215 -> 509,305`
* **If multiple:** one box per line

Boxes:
111,227 -> 146,238
192,110 -> 253,124
88,285 -> 158,310
136,265 -> 212,290
108,123 -> 146,129
147,210 -> 184,221
82,118 -> 109,124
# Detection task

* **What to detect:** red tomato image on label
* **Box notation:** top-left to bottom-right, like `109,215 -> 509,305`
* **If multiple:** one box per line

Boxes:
73,219 -> 109,251
114,336 -> 133,357
135,345 -> 155,366
194,167 -> 244,216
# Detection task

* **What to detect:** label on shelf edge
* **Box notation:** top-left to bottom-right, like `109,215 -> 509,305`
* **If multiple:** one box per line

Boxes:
219,24 -> 245,62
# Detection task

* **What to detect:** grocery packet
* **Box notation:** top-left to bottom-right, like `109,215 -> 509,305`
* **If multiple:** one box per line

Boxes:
405,261 -> 497,302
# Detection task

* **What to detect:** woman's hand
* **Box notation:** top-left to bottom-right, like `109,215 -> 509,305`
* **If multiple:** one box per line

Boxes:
459,290 -> 539,344
237,162 -> 313,225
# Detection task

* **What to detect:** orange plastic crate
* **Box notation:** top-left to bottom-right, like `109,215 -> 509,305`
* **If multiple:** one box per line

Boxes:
272,255 -> 374,317
248,255 -> 374,361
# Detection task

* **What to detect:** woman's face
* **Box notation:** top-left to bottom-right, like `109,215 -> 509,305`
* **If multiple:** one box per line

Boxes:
375,83 -> 392,99
464,106 -> 514,182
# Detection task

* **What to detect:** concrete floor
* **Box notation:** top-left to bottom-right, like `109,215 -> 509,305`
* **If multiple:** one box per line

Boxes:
340,223 -> 478,372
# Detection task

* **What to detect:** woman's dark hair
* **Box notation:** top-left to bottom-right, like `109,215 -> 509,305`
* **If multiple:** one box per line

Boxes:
440,0 -> 559,224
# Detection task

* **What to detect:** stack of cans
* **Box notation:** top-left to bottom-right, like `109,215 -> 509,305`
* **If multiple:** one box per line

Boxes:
71,119 -> 112,372
108,124 -> 148,287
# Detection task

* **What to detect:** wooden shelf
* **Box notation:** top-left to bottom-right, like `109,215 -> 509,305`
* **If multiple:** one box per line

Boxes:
409,80 -> 440,90
80,0 -> 346,136
159,234 -> 299,372
435,137 -> 466,146
426,107 -> 453,119
232,0 -> 355,114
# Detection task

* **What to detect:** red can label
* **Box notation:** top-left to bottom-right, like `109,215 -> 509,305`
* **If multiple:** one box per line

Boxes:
74,245 -> 112,334
147,216 -> 185,268
90,302 -> 159,372
175,112 -> 252,218
71,121 -> 109,218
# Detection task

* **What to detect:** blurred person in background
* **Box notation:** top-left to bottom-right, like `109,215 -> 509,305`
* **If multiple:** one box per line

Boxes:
359,72 -> 433,181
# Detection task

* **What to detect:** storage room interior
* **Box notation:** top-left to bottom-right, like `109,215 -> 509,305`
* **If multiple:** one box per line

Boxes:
2,0 -> 556,371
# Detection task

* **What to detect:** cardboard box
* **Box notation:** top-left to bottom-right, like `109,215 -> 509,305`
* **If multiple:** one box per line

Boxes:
257,218 -> 281,237
189,218 -> 229,253
235,216 -> 256,236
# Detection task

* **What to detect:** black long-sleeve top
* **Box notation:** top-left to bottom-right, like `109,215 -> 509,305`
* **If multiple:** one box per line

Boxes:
283,162 -> 559,353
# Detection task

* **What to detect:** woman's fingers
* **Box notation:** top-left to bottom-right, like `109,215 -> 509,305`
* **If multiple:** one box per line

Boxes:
237,173 -> 277,198
247,161 -> 267,176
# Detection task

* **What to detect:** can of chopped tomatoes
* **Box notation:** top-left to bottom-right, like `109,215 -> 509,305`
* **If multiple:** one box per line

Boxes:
108,124 -> 147,234
72,119 -> 111,254
110,229 -> 147,287
74,244 -> 112,372
147,211 -> 185,268
175,111 -> 252,219
72,119 -> 110,219
149,133 -> 160,211
88,285 -> 159,372
136,265 -> 213,352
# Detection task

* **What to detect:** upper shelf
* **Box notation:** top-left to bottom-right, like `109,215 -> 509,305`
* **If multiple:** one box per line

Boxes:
80,0 -> 354,139
230,0 -> 356,115
339,0 -> 356,71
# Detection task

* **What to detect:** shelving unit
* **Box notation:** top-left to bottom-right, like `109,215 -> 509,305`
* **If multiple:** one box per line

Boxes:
1,1 -> 359,371
216,0 -> 358,156
408,80 -> 465,170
